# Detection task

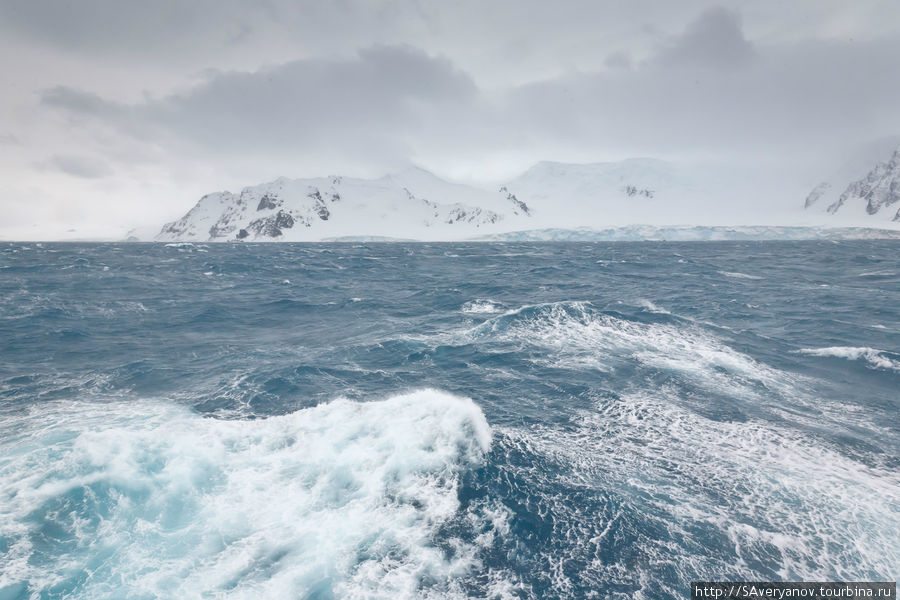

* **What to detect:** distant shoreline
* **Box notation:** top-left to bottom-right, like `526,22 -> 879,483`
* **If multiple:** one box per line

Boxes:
4,225 -> 900,243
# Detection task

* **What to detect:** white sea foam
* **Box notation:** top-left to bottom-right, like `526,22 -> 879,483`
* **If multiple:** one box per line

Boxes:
717,270 -> 763,280
461,299 -> 505,314
467,302 -> 789,396
795,346 -> 900,373
501,388 -> 900,594
0,390 -> 502,599
636,299 -> 671,314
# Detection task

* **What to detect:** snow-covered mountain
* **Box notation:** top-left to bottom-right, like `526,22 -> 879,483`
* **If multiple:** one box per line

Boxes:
156,168 -> 531,242
151,152 -> 900,242
805,143 -> 900,223
154,158 -> 742,242
498,158 -> 713,228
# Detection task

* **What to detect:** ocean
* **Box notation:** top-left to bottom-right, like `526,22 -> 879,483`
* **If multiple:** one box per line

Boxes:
0,241 -> 897,599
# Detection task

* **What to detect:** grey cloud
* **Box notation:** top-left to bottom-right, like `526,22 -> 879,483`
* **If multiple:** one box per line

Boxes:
41,45 -> 480,168
0,0 -> 729,79
35,10 -> 900,174
501,31 -> 900,159
42,154 -> 111,178
0,0 -> 439,67
604,52 -> 632,70
5,0 -> 900,241
42,87 -> 117,115
0,0 -> 256,53
654,6 -> 755,70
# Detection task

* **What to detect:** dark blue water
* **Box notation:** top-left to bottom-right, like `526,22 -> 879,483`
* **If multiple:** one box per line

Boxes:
1,241 -> 897,599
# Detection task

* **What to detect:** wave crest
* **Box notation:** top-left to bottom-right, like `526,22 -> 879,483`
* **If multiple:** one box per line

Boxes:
795,346 -> 900,373
461,299 -> 505,314
0,390 -> 497,599
466,301 -> 788,396
499,388 -> 899,590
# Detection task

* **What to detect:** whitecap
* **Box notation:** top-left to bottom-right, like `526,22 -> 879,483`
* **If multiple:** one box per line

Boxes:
717,270 -> 763,280
461,300 -> 505,314
499,388 -> 900,589
0,390 -> 504,599
465,301 -> 790,395
794,346 -> 900,373
636,299 -> 671,314
858,270 -> 895,277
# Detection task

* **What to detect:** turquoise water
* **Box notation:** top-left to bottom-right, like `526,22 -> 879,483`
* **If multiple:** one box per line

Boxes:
1,241 -> 898,599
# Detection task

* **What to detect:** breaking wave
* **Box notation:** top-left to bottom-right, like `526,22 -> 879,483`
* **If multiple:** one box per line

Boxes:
497,388 -> 899,597
461,299 -> 506,314
2,240 -> 897,600
465,301 -> 791,398
636,299 -> 671,314
0,390 -> 502,599
795,346 -> 900,373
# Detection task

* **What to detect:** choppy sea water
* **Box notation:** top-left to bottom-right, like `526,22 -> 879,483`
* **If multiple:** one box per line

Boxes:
0,241 -> 897,600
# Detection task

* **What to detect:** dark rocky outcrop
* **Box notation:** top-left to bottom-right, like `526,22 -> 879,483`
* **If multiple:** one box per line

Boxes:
247,210 -> 295,238
804,182 -> 831,208
500,186 -> 531,216
824,148 -> 900,217
257,194 -> 280,211
623,185 -> 654,199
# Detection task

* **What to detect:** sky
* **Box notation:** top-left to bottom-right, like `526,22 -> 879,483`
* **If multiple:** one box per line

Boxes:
1,0 -> 899,239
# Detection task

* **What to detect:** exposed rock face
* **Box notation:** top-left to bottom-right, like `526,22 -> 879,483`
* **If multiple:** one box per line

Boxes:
247,210 -> 296,237
499,186 -> 531,216
158,156 -> 830,242
623,185 -> 654,199
828,148 -> 900,217
257,194 -> 280,211
156,167 -> 529,242
445,206 -> 500,225
310,191 -> 331,221
804,182 -> 830,208
158,192 -> 241,240
808,147 -> 900,221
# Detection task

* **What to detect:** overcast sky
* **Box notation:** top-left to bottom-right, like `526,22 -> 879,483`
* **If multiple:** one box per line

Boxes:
2,0 -> 899,239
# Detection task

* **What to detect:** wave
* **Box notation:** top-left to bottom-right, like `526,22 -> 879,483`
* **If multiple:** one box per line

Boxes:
717,270 -> 763,280
465,301 -> 790,397
164,242 -> 207,251
857,270 -> 896,277
461,299 -> 505,314
497,388 -> 899,594
0,390 -> 502,599
636,299 -> 671,314
795,346 -> 900,373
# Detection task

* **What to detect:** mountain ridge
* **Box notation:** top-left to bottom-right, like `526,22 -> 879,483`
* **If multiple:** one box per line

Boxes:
805,145 -> 900,222
153,157 -> 716,242
148,151 -> 900,242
